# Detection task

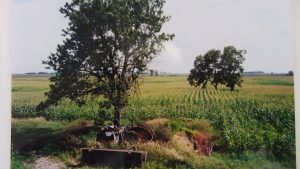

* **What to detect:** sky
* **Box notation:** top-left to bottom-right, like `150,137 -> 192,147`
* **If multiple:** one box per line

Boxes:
12,0 -> 294,74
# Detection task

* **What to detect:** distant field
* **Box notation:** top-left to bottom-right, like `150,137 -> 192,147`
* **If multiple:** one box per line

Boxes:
11,75 -> 295,168
12,75 -> 294,120
11,74 -> 294,97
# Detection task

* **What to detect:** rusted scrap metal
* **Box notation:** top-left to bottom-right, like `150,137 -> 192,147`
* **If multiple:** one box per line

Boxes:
96,123 -> 154,144
124,123 -> 154,142
96,125 -> 123,144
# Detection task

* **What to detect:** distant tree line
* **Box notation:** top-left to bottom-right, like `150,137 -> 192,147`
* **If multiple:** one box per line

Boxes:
25,72 -> 55,75
149,69 -> 159,76
188,46 -> 246,91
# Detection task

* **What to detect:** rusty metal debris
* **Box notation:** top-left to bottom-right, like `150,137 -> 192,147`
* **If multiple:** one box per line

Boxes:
96,123 -> 154,145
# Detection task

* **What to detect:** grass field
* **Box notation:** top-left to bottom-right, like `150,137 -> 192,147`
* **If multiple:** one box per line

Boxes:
11,75 -> 295,169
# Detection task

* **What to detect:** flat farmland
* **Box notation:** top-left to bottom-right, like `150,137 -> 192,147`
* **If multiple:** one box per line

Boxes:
11,75 -> 295,169
12,75 -> 294,121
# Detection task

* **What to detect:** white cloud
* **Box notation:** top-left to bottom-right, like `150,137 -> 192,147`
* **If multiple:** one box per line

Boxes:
149,42 -> 184,73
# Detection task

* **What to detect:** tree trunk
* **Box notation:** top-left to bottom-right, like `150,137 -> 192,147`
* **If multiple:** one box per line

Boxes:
201,81 -> 208,89
114,106 -> 121,127
230,85 -> 234,91
213,83 -> 218,90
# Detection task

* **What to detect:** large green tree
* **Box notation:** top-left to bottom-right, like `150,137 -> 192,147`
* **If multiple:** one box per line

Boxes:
37,0 -> 174,125
187,49 -> 220,89
188,46 -> 246,91
219,46 -> 246,91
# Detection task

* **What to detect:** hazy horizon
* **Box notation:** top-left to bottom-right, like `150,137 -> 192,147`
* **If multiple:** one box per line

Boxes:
12,0 -> 294,74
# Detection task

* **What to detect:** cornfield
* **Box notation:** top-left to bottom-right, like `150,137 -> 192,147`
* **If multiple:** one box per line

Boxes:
12,75 -> 295,157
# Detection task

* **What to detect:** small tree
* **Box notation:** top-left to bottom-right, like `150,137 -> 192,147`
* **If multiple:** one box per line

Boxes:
188,46 -> 246,91
287,70 -> 293,76
150,69 -> 154,76
36,0 -> 174,126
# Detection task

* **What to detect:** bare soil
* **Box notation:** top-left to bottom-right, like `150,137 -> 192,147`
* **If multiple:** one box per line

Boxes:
34,156 -> 66,169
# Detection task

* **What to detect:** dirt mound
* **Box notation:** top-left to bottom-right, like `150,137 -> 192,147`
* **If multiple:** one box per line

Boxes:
171,133 -> 194,153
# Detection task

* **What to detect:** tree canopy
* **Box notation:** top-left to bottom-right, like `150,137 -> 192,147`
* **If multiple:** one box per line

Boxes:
188,46 -> 246,91
187,49 -> 220,89
37,0 -> 174,125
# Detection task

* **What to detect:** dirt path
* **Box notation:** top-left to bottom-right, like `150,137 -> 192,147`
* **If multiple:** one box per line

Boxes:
34,156 -> 67,169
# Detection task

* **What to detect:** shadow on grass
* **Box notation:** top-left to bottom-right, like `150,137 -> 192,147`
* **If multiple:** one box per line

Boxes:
11,126 -> 63,155
11,119 -> 98,157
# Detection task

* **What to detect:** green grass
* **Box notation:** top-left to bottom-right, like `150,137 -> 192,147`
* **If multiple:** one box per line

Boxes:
256,79 -> 294,86
11,118 -> 65,154
11,118 -> 294,169
11,152 -> 26,169
249,76 -> 293,86
213,151 -> 295,169
11,75 -> 295,168
12,86 -> 48,92
11,150 -> 35,169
